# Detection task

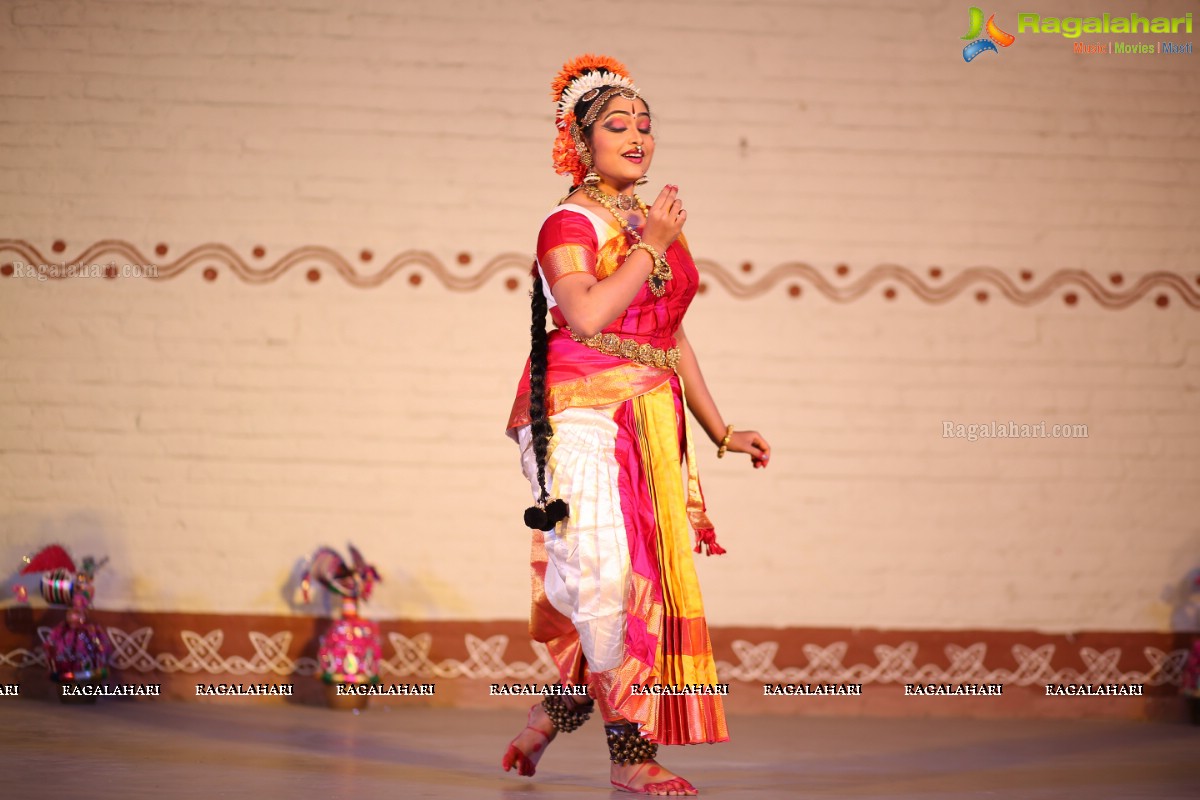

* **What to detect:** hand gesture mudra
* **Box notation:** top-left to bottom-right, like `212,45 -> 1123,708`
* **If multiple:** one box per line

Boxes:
642,184 -> 686,253
726,430 -> 771,469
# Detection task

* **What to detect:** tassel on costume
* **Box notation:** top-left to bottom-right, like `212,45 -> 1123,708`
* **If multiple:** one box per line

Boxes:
693,528 -> 726,556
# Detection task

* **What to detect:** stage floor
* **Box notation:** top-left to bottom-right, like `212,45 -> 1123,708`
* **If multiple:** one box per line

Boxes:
0,700 -> 1196,798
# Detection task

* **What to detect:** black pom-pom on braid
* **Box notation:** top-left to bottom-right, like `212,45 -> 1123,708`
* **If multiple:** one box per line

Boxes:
524,505 -> 548,530
545,498 -> 569,526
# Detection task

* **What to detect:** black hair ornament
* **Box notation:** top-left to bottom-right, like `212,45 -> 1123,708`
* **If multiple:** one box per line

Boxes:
524,498 -> 569,532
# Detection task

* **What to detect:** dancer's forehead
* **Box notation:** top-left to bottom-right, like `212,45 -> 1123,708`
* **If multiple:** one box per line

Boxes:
599,97 -> 651,123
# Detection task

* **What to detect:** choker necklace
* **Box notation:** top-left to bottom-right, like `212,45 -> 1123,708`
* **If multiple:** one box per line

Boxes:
582,184 -> 673,297
583,182 -> 647,223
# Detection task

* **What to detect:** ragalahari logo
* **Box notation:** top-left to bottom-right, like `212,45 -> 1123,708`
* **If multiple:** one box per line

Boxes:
962,7 -> 1016,61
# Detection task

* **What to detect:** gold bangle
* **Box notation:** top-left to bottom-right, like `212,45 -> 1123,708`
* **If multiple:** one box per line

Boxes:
626,242 -> 665,271
716,424 -> 735,458
626,240 -> 656,259
626,242 -> 672,298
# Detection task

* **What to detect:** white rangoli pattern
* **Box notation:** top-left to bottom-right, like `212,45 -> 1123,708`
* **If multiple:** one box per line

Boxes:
0,627 -> 1186,687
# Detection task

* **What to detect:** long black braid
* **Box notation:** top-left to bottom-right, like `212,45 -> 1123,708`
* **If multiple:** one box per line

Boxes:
528,266 -> 552,504
523,267 -> 568,531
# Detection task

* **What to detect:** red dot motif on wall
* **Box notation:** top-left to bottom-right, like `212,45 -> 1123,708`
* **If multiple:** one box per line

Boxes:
0,239 -> 1195,310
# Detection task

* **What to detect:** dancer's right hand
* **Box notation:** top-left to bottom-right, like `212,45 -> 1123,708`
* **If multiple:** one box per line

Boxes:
642,184 -> 686,253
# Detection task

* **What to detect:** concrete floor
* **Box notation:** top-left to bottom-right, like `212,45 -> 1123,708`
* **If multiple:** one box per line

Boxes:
0,700 -> 1196,799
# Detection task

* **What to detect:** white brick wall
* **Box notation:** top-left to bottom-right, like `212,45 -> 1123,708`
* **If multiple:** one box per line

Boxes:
1,0 -> 1198,632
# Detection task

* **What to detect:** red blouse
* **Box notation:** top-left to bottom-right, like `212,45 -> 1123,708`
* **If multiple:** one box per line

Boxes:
507,205 -> 701,430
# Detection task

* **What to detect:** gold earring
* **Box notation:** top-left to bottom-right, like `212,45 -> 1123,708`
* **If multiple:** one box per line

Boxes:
583,171 -> 601,186
636,175 -> 649,186
570,123 -> 592,167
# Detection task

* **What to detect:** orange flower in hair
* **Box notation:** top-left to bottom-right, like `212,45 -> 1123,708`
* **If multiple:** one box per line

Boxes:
551,53 -> 638,130
551,111 -> 586,182
551,53 -> 631,102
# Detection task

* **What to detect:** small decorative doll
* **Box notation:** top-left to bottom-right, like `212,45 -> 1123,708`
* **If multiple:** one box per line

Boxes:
16,545 -> 112,701
302,545 -> 383,709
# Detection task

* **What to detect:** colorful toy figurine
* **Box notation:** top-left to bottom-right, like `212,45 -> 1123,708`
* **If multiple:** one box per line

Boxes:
302,544 -> 383,709
16,545 -> 113,701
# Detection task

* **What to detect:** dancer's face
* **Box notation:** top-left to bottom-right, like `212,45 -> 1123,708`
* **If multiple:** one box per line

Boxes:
587,97 -> 653,189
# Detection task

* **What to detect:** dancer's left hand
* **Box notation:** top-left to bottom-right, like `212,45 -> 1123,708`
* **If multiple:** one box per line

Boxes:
727,430 -> 771,469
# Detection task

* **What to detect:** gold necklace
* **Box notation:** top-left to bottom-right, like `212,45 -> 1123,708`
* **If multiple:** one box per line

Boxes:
583,183 -> 647,220
612,192 -> 637,212
582,184 -> 673,296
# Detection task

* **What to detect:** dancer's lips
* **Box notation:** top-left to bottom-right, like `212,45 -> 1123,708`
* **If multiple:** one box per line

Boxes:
622,148 -> 644,163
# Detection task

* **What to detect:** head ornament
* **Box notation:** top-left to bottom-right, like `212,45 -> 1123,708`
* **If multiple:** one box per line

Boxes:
549,54 -> 644,183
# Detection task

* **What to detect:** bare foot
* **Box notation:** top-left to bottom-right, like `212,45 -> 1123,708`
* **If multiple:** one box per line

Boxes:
501,703 -> 558,777
611,760 -> 698,796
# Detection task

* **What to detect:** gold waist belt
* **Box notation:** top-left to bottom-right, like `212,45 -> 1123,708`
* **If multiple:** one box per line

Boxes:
567,329 -> 681,371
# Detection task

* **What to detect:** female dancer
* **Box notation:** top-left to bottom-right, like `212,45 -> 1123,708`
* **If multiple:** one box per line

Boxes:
503,54 -> 771,796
